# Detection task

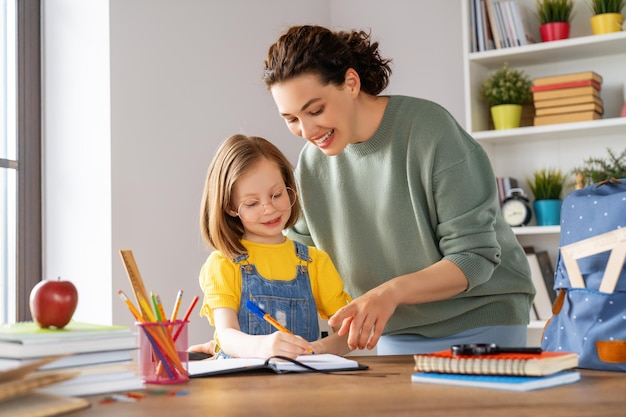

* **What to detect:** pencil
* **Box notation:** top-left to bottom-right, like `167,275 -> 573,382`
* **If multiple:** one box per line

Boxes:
155,294 -> 168,322
118,290 -> 143,321
170,290 -> 183,321
171,295 -> 199,342
151,292 -> 163,321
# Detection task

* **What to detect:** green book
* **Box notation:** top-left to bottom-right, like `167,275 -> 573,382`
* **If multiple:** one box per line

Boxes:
0,321 -> 131,343
0,322 -> 136,360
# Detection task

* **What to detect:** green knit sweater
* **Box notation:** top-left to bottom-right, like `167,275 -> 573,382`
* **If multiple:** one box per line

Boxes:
286,95 -> 534,338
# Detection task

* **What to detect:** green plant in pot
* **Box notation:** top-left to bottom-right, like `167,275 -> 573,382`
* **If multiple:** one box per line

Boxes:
571,146 -> 626,189
481,62 -> 532,130
527,168 -> 564,226
537,0 -> 575,41
589,0 -> 625,34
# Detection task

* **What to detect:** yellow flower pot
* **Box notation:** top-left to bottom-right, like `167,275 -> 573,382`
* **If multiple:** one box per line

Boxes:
590,13 -> 624,35
491,104 -> 522,130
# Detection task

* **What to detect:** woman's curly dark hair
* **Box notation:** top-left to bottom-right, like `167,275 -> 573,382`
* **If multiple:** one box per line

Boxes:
263,25 -> 392,95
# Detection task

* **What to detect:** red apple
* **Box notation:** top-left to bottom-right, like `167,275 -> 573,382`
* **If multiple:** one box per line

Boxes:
29,277 -> 78,329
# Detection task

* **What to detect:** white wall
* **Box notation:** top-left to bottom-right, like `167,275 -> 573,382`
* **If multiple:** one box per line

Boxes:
42,0 -> 464,346
331,1 -> 465,123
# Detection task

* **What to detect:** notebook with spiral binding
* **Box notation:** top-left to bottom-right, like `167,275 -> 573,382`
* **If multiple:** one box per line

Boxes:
413,349 -> 578,376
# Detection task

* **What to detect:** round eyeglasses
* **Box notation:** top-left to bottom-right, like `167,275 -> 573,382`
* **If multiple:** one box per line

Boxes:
235,187 -> 297,222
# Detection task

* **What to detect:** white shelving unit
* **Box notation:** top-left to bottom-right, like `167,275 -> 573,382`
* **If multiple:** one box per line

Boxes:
462,0 -> 625,254
461,0 -> 626,346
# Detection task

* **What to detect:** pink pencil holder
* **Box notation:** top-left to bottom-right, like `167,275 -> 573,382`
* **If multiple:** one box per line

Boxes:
137,320 -> 189,384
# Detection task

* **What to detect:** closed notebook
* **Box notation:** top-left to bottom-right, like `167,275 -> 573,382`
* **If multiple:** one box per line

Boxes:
413,350 -> 578,376
0,322 -> 136,359
411,370 -> 581,391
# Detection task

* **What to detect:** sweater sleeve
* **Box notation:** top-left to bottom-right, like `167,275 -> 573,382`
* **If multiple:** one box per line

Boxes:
427,113 -> 503,290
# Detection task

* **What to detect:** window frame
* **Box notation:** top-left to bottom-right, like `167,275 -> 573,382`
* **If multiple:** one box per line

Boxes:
15,0 -> 41,321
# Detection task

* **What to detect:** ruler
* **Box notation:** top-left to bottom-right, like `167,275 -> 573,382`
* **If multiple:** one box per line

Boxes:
119,250 -> 152,320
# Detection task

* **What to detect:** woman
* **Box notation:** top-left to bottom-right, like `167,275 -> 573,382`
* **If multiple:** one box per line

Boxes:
262,25 -> 534,355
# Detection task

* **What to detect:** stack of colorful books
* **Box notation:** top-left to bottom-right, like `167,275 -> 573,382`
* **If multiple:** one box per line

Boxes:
532,71 -> 603,126
412,346 -> 580,391
0,321 -> 143,396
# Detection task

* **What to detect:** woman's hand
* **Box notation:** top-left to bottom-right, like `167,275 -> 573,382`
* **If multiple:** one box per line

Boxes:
328,260 -> 469,351
327,284 -> 398,351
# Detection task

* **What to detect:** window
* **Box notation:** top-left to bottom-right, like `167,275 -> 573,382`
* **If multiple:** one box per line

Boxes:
1,0 -> 41,324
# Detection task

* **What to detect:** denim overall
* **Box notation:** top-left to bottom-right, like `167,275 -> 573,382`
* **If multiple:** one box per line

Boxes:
235,240 -> 320,342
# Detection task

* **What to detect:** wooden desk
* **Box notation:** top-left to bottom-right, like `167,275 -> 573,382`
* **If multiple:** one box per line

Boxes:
75,355 -> 625,417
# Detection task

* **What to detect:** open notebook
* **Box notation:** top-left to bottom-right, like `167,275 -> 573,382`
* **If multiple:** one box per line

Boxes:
188,353 -> 367,377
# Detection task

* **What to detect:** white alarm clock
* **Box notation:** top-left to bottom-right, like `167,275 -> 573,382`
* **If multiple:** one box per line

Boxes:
501,188 -> 532,227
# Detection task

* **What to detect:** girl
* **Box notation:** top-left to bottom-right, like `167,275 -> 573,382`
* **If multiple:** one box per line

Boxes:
195,134 -> 351,359
262,25 -> 535,355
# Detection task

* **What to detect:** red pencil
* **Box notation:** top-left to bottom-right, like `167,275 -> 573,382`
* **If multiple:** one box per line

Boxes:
172,295 -> 199,342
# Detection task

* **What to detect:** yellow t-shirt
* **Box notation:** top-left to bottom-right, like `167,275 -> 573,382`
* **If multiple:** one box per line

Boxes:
199,238 -> 351,325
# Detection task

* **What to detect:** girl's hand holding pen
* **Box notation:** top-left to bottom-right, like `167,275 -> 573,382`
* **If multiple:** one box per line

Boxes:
258,331 -> 315,360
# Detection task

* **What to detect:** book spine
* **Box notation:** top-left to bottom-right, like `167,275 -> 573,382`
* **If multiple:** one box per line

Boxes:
532,86 -> 600,101
470,0 -> 479,52
535,251 -> 556,304
527,253 -> 553,320
485,0 -> 503,48
533,95 -> 602,109
533,71 -> 603,87
533,110 -> 602,126
531,80 -> 601,92
535,102 -> 603,116
509,0 -> 528,46
481,0 -> 495,50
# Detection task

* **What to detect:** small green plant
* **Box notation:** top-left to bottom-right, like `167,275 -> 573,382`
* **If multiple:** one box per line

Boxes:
571,147 -> 626,187
527,168 -> 565,200
537,0 -> 575,23
590,0 -> 626,14
481,62 -> 533,106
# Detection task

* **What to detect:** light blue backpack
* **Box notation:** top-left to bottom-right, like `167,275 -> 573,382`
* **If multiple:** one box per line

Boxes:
541,178 -> 626,371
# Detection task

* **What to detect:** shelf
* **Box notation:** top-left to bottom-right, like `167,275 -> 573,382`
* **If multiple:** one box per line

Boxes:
468,31 -> 626,68
512,226 -> 560,236
472,117 -> 626,145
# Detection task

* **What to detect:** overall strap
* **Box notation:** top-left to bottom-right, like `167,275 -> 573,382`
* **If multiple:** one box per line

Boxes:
293,240 -> 312,262
232,253 -> 249,264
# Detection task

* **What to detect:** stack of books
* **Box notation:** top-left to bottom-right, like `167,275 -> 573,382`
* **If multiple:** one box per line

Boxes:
0,356 -> 90,416
0,321 -> 143,396
412,348 -> 580,391
532,71 -> 603,126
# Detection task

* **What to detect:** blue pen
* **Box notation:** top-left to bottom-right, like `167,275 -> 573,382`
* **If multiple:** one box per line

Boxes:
245,299 -> 314,353
246,300 -> 292,333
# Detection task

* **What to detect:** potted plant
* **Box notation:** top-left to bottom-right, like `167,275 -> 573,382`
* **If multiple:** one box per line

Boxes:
571,146 -> 626,188
527,168 -> 565,226
536,0 -> 575,41
481,62 -> 533,130
589,0 -> 625,34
